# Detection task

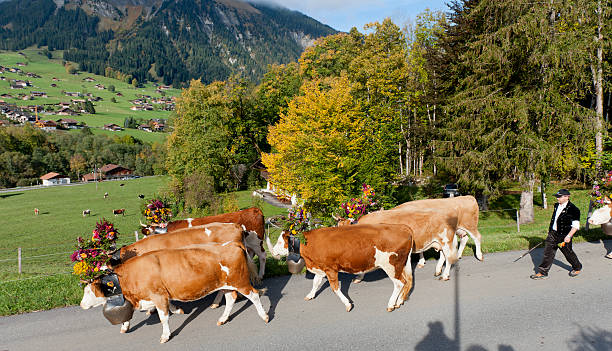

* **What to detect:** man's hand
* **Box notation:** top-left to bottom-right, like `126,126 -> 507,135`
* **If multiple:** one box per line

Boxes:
564,234 -> 572,243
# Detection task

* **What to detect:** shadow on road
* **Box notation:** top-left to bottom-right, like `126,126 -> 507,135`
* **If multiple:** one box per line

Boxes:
567,324 -> 612,350
414,265 -> 516,351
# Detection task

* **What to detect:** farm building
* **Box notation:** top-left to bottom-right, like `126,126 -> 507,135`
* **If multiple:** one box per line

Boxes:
40,172 -> 70,186
81,164 -> 134,182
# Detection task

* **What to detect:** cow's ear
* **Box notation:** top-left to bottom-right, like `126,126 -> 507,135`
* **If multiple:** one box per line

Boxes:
605,196 -> 612,205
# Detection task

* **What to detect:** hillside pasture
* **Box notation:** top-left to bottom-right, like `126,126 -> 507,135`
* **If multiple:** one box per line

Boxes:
0,48 -> 179,144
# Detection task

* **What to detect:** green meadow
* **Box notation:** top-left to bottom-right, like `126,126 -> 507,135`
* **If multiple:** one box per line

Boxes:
0,48 -> 183,144
0,177 -> 608,315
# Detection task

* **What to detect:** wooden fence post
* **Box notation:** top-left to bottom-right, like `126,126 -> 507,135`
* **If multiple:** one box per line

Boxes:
516,209 -> 520,232
18,247 -> 21,274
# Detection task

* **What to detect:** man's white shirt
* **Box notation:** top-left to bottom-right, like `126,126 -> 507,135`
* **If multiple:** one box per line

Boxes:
552,202 -> 580,231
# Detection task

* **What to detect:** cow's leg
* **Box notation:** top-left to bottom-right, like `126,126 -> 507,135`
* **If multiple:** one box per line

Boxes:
305,272 -> 326,301
217,291 -> 236,326
155,300 -> 171,344
459,228 -> 484,261
457,232 -> 470,258
352,273 -> 365,284
169,302 -> 183,315
120,321 -> 130,333
376,255 -> 404,312
244,232 -> 266,280
439,237 -> 458,281
417,252 -> 426,268
326,271 -> 352,312
434,252 -> 445,277
210,290 -> 225,309
243,289 -> 269,323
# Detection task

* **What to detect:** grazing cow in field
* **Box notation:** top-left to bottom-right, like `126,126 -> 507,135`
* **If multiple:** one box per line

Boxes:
342,208 -> 459,281
113,209 -> 125,216
104,192 -> 108,199
391,195 -> 483,262
138,194 -> 145,199
266,224 -> 414,312
141,207 -> 267,280
34,208 -> 39,216
80,242 -> 269,343
82,209 -> 91,217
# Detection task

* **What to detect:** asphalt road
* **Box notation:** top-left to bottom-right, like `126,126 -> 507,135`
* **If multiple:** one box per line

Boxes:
2,240 -> 612,351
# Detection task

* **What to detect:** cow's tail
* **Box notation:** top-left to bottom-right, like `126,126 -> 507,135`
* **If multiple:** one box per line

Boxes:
399,239 -> 414,302
231,241 -> 260,286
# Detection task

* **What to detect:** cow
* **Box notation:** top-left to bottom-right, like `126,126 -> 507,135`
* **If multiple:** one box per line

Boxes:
82,209 -> 91,217
588,200 -> 612,225
266,224 -> 414,312
342,208 -> 459,281
80,242 -> 269,343
138,194 -> 145,199
110,222 -> 254,312
34,208 -> 39,216
104,192 -> 108,199
141,207 -> 267,280
113,209 -> 125,216
391,195 -> 483,262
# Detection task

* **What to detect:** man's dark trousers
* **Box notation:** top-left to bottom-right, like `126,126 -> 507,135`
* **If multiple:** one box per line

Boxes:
537,230 -> 582,275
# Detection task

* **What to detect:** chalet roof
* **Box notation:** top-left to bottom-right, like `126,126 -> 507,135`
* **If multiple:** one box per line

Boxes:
56,118 -> 78,124
101,164 -> 129,173
40,172 -> 65,180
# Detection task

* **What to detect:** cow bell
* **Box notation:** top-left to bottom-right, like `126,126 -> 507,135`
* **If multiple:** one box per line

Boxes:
287,235 -> 305,274
102,295 -> 134,325
602,220 -> 612,236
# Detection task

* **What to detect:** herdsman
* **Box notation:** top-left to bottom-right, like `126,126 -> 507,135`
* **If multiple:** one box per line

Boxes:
530,189 -> 582,279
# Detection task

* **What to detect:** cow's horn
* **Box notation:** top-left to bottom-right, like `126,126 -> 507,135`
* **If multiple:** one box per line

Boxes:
265,232 -> 283,260
139,220 -> 147,227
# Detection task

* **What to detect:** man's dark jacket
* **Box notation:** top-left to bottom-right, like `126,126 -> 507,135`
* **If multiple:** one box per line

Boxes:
548,201 -> 580,238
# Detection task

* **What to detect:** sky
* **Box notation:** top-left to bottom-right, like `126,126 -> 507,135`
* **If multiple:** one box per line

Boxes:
265,0 -> 450,32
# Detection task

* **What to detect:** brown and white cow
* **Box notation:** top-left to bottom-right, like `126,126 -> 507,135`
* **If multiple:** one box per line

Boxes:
111,222 -> 253,312
345,208 -> 459,281
588,199 -> 612,225
80,242 -> 269,343
391,195 -> 483,262
113,208 -> 125,216
141,207 -> 267,280
267,224 -> 414,312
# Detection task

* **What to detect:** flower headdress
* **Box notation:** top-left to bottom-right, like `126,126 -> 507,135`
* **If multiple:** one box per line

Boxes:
143,198 -> 172,225
337,184 -> 382,223
591,171 -> 612,209
70,219 -> 119,282
281,205 -> 314,243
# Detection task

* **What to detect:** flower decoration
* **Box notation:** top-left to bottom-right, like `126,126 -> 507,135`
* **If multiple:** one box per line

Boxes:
143,198 -> 172,225
70,219 -> 119,282
591,171 -> 612,209
337,184 -> 382,223
282,205 -> 313,243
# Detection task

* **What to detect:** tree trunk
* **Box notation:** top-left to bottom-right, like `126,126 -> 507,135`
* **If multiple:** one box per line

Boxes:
593,0 -> 604,171
540,181 -> 547,209
519,177 -> 536,224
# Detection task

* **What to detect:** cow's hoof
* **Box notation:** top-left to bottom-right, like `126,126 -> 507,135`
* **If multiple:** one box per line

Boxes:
417,263 -> 425,268
387,306 -> 395,312
304,296 -> 313,301
345,304 -> 353,312
434,271 -> 441,277
174,308 -> 184,314
217,320 -> 226,326
120,328 -> 128,334
210,304 -> 219,309
477,256 -> 484,262
263,315 -> 269,323
160,336 -> 169,344
439,276 -> 450,281
352,278 -> 362,284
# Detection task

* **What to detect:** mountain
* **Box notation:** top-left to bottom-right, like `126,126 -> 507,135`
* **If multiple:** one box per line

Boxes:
0,0 -> 336,85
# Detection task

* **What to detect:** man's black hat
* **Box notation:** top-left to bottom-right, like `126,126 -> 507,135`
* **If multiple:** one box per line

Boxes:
554,188 -> 571,197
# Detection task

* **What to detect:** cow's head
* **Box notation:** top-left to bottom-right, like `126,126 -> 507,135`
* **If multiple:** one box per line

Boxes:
266,231 -> 290,259
80,279 -> 108,309
139,220 -> 167,236
332,213 -> 355,227
589,198 -> 612,225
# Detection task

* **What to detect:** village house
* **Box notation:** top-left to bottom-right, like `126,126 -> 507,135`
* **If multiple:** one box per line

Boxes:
56,118 -> 81,129
139,124 -> 152,132
35,120 -> 57,131
40,172 -> 70,186
82,164 -> 134,182
65,92 -> 82,97
95,84 -> 105,90
30,91 -> 47,98
0,94 -> 13,99
16,62 -> 26,67
56,106 -> 79,116
103,123 -> 122,131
